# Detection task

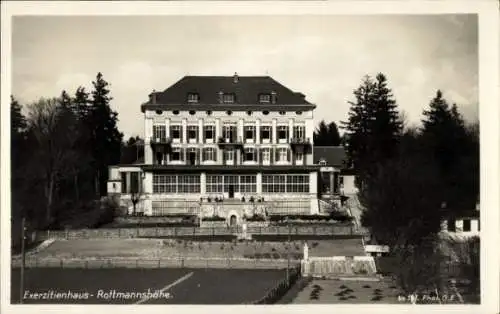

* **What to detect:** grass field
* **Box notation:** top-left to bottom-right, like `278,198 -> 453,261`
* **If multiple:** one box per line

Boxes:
28,238 -> 364,260
11,268 -> 286,304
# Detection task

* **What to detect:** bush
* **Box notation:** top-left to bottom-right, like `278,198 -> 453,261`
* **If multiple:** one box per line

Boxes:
246,214 -> 266,222
202,215 -> 226,222
93,197 -> 120,228
269,214 -> 349,222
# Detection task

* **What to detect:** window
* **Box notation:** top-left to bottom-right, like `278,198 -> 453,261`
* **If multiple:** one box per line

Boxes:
226,110 -> 233,115
463,219 -> 471,232
447,219 -> 456,232
204,125 -> 215,140
262,175 -> 285,193
296,111 -> 302,115
171,147 -> 182,161
130,172 -> 140,193
240,175 -> 257,193
244,147 -> 256,162
262,174 -> 309,193
207,175 -> 257,194
296,151 -> 304,162
189,110 -> 196,115
223,94 -> 235,104
261,126 -> 271,141
187,93 -> 199,103
263,111 -> 269,115
153,174 -> 200,194
207,175 -> 223,193
259,94 -> 271,103
286,175 -> 309,193
206,110 -> 212,115
319,159 -> 327,166
186,147 -> 198,165
121,172 -> 127,193
155,151 -> 166,165
170,125 -> 181,139
173,110 -> 179,115
293,125 -> 305,140
153,174 -> 176,193
224,149 -> 234,162
261,148 -> 270,163
278,125 -> 288,140
223,175 -> 239,193
203,147 -> 216,162
247,111 -> 252,116
223,125 -> 237,141
153,125 -> 166,141
245,125 -> 255,141
188,125 -> 198,140
278,147 -> 288,162
155,110 -> 163,115
178,175 -> 201,193
279,111 -> 286,115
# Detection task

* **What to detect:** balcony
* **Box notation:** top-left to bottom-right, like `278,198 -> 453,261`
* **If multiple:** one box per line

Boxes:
150,136 -> 172,153
217,136 -> 244,149
290,137 -> 312,150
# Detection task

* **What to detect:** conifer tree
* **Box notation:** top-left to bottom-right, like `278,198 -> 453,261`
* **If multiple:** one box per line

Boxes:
88,72 -> 123,196
421,90 -> 477,210
341,73 -> 402,187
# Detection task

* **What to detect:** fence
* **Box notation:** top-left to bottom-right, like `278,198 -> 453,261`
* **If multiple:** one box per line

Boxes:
151,200 -> 200,216
251,265 -> 302,304
34,225 -> 362,241
12,256 -> 301,270
149,198 -> 315,217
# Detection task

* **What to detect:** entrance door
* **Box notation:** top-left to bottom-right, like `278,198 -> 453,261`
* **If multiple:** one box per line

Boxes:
230,215 -> 237,227
228,185 -> 235,198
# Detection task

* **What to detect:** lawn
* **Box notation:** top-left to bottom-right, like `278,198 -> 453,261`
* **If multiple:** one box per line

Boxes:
11,268 -> 286,304
27,238 -> 364,261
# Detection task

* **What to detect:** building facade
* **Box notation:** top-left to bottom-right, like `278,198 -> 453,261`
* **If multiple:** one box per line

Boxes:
108,74 -> 350,220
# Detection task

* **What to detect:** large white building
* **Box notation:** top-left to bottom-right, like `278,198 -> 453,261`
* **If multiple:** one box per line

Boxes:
108,74 -> 353,222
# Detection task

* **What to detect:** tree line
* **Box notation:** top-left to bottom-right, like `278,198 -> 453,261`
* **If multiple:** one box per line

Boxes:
11,72 -> 125,232
339,73 -> 479,296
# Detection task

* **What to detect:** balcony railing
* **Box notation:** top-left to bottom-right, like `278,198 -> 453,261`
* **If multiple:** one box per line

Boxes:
290,137 -> 311,146
217,136 -> 244,148
150,137 -> 172,152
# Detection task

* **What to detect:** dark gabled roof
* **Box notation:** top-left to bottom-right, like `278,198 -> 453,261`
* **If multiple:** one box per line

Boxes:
143,75 -> 314,108
314,146 -> 348,168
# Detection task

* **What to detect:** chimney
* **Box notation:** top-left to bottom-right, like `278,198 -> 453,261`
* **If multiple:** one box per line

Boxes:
233,72 -> 239,83
150,90 -> 157,104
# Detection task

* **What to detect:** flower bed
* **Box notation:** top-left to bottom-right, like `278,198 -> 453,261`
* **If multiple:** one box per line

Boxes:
244,221 -> 270,228
269,213 -> 353,223
200,221 -> 228,228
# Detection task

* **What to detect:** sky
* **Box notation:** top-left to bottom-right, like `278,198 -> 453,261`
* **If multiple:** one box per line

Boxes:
12,14 -> 478,138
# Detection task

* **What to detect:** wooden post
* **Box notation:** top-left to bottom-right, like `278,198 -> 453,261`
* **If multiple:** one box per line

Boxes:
286,222 -> 290,281
20,217 -> 26,304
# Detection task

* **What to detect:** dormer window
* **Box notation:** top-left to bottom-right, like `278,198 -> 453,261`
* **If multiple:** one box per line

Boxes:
259,94 -> 271,103
187,93 -> 199,103
319,159 -> 327,166
223,93 -> 235,104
